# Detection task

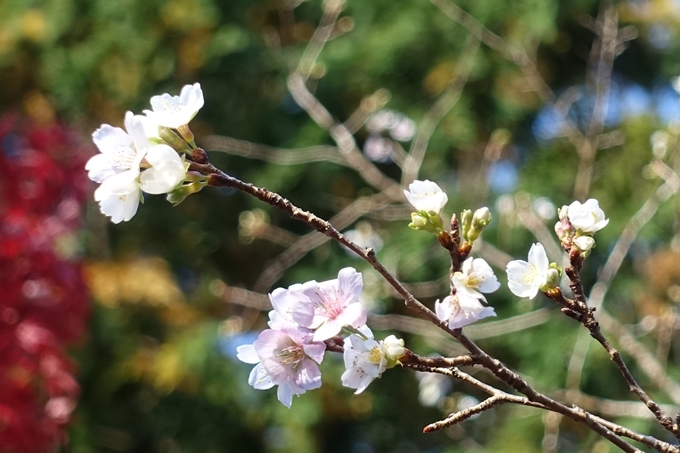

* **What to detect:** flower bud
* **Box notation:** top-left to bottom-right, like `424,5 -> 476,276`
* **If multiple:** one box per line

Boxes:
573,235 -> 595,252
542,264 -> 561,291
166,175 -> 206,206
158,126 -> 191,153
466,207 -> 492,242
460,209 -> 472,240
472,207 -> 492,227
178,124 -> 196,147
382,335 -> 405,366
408,210 -> 444,235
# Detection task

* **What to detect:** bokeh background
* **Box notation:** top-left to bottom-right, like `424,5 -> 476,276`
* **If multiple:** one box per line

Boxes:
1,0 -> 680,452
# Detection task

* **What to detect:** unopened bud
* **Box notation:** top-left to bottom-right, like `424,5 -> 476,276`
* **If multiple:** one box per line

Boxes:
573,235 -> 595,253
159,126 -> 191,153
166,174 -> 206,206
408,210 -> 444,235
460,209 -> 472,241
177,124 -> 196,147
382,335 -> 405,368
466,207 -> 492,242
543,264 -> 561,290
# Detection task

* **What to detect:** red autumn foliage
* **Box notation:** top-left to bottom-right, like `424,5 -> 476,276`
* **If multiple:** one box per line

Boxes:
0,113 -> 91,453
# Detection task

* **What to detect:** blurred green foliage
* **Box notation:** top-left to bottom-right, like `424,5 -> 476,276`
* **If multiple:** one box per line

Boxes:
2,0 -> 680,451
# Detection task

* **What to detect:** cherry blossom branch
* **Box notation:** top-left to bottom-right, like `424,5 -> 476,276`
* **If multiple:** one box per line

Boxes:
191,159 -> 662,452
399,353 -> 673,452
547,258 -> 680,439
564,157 -> 680,407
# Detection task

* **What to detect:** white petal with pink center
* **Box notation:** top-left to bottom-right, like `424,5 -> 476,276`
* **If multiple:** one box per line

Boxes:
298,267 -> 367,342
236,327 -> 325,408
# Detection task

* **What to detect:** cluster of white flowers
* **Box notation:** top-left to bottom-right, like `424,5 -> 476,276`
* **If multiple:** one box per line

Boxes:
237,267 -> 405,407
404,180 -> 500,329
555,199 -> 609,253
506,199 -> 609,299
85,83 -> 204,223
436,257 -> 500,329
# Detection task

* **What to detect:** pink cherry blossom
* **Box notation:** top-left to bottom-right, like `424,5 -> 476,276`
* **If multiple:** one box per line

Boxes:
237,327 -> 325,408
296,267 -> 367,342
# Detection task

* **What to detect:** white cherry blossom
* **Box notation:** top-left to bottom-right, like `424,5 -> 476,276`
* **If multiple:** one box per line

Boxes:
139,145 -> 187,194
86,112 -> 151,183
341,327 -> 404,394
403,180 -> 448,214
144,83 -> 204,129
93,170 -> 141,224
506,242 -> 550,299
434,293 -> 496,330
236,326 -> 325,408
566,199 -> 609,233
87,112 -> 187,222
451,257 -> 500,301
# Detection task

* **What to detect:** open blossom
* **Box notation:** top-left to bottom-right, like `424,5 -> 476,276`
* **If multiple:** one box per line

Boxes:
144,83 -> 204,129
293,267 -> 367,342
86,112 -> 187,223
435,293 -> 496,329
236,327 -> 325,408
267,283 -> 309,330
86,112 -> 150,183
506,242 -> 549,299
451,257 -> 500,301
341,327 -> 404,394
566,199 -> 608,233
404,180 -> 448,214
93,170 -> 142,224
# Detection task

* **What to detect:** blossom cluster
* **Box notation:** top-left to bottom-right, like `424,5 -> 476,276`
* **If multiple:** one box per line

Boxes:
506,199 -> 608,299
402,180 -> 609,325
237,267 -> 405,407
555,199 -> 609,253
85,84 -> 204,223
404,180 -> 500,328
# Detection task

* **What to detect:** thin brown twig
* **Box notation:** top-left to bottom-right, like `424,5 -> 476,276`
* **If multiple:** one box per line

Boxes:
565,157 -> 680,405
428,0 -> 584,150
343,89 -> 391,134
562,263 -> 680,439
401,358 -> 669,451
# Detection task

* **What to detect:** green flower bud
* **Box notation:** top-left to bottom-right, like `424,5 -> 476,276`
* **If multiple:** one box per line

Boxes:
166,174 -> 206,206
158,126 -> 191,153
